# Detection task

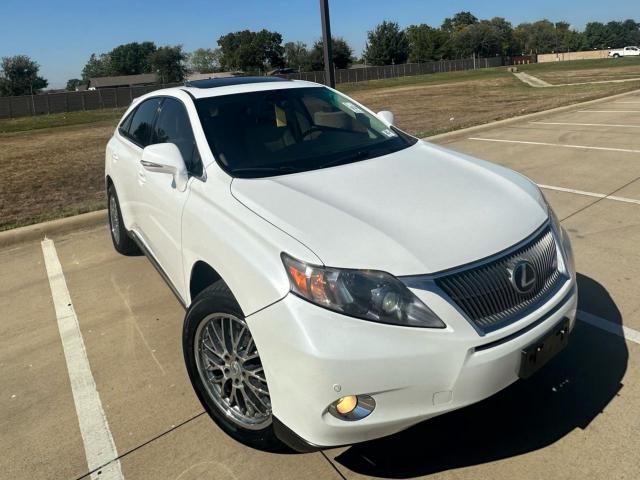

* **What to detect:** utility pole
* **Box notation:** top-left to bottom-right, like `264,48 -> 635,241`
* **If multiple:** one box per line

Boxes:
319,0 -> 335,88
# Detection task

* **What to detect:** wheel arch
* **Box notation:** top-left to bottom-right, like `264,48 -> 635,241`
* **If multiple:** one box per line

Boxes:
189,261 -> 226,304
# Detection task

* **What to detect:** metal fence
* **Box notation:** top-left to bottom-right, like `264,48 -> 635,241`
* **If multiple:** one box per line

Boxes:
0,82 -> 181,120
285,57 -> 504,84
0,57 -> 504,119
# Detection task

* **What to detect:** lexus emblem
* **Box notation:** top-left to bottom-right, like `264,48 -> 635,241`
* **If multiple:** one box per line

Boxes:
510,260 -> 537,294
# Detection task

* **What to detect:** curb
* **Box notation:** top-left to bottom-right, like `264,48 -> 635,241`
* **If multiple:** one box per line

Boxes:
425,87 -> 640,143
0,210 -> 107,248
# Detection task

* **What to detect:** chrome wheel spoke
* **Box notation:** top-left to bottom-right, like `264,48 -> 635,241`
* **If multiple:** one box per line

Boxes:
204,324 -> 226,356
240,352 -> 259,363
246,373 -> 267,387
233,326 -> 246,352
245,378 -> 269,396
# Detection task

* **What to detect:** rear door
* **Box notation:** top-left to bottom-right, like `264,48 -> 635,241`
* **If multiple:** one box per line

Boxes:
110,97 -> 161,232
136,97 -> 204,297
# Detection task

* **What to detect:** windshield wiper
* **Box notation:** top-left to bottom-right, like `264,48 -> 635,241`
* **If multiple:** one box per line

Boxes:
318,150 -> 373,169
231,165 -> 298,176
319,145 -> 398,170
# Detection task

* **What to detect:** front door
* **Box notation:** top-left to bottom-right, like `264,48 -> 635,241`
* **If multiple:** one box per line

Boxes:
136,97 -> 204,299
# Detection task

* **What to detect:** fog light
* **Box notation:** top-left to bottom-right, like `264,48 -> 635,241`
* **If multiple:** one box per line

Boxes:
335,395 -> 358,415
328,394 -> 376,421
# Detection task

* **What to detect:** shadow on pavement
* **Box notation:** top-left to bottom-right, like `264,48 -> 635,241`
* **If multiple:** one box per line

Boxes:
334,273 -> 628,478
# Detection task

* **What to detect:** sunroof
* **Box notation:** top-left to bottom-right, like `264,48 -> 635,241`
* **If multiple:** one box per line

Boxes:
184,76 -> 290,89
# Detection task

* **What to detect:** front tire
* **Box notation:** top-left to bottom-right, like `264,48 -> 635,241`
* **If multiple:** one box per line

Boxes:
183,281 -> 287,452
107,184 -> 139,255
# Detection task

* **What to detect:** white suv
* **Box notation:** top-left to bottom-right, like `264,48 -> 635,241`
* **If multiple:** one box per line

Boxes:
105,77 -> 577,452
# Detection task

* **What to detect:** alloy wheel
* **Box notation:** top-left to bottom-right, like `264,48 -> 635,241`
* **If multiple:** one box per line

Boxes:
109,195 -> 120,244
194,313 -> 271,430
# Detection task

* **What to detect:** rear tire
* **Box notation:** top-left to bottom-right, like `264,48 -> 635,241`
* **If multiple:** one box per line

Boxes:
183,281 -> 288,452
107,184 -> 140,255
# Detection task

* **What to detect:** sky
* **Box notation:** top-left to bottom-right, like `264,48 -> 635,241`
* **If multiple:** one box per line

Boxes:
0,0 -> 637,88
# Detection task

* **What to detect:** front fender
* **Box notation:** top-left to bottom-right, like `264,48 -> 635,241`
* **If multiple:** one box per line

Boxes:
181,171 -> 322,315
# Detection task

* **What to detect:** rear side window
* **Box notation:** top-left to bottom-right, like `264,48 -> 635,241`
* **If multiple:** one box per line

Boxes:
119,110 -> 134,134
152,98 -> 203,177
126,98 -> 161,147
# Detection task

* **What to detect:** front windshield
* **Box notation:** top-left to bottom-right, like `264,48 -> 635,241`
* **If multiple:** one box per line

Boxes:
195,86 -> 416,178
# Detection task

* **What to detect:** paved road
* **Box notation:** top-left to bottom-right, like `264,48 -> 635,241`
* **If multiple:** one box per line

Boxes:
1,92 -> 639,479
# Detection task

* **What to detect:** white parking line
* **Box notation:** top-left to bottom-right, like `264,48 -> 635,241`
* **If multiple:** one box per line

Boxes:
538,184 -> 640,206
468,137 -> 640,154
41,238 -> 124,480
530,121 -> 640,129
578,310 -> 640,345
578,110 -> 640,113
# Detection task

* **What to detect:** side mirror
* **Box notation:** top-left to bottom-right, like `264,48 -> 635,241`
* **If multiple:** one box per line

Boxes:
141,143 -> 189,192
377,110 -> 395,126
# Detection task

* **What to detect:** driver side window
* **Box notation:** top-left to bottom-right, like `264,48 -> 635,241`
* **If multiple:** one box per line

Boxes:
152,98 -> 203,177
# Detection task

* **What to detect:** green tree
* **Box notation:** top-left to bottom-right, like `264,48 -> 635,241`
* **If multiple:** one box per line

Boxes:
309,37 -> 353,71
149,45 -> 187,83
621,19 -> 640,45
284,41 -> 311,71
451,21 -> 502,58
552,22 -> 586,52
66,78 -> 84,91
0,55 -> 48,96
441,11 -> 479,33
217,30 -> 284,72
109,41 -> 157,75
81,53 -> 111,81
188,48 -> 221,73
406,24 -> 447,62
363,21 -> 409,65
514,20 -> 557,53
489,17 -> 516,56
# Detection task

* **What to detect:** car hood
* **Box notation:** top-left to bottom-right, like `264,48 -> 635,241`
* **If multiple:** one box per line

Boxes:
231,141 -> 548,275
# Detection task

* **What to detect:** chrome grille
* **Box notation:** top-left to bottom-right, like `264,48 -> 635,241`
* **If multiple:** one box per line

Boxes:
435,227 -> 563,332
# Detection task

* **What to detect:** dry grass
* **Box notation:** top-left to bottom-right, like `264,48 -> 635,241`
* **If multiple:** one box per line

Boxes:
1,66 -> 640,231
519,58 -> 640,85
534,67 -> 640,85
350,74 -> 640,137
0,122 -> 115,230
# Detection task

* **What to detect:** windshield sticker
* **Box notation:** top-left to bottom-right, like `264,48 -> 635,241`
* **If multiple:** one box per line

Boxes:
275,105 -> 287,127
381,128 -> 398,138
342,102 -> 364,114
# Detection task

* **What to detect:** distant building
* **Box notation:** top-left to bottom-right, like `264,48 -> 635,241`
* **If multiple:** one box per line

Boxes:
88,73 -> 159,90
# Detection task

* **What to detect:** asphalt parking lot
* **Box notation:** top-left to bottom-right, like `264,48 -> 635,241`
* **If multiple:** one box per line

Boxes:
2,91 -> 640,480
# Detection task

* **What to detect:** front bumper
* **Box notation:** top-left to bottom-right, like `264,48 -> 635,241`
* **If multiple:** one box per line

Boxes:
246,276 -> 577,449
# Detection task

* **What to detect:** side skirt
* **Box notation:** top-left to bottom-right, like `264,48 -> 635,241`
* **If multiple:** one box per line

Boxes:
128,230 -> 187,310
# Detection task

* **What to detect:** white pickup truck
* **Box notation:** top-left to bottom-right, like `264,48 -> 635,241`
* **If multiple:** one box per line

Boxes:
609,46 -> 640,58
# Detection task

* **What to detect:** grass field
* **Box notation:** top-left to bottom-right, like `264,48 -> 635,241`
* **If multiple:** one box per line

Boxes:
0,108 -> 125,134
519,57 -> 640,85
1,62 -> 640,231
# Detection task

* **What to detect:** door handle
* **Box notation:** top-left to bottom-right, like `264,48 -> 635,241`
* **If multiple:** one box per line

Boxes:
111,153 -> 119,162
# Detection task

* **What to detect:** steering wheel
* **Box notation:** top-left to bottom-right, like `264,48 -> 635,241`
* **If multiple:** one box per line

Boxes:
301,126 -> 324,139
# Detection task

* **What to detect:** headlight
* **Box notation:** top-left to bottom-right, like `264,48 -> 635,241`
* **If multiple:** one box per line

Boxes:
281,253 -> 445,328
542,191 -> 575,277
